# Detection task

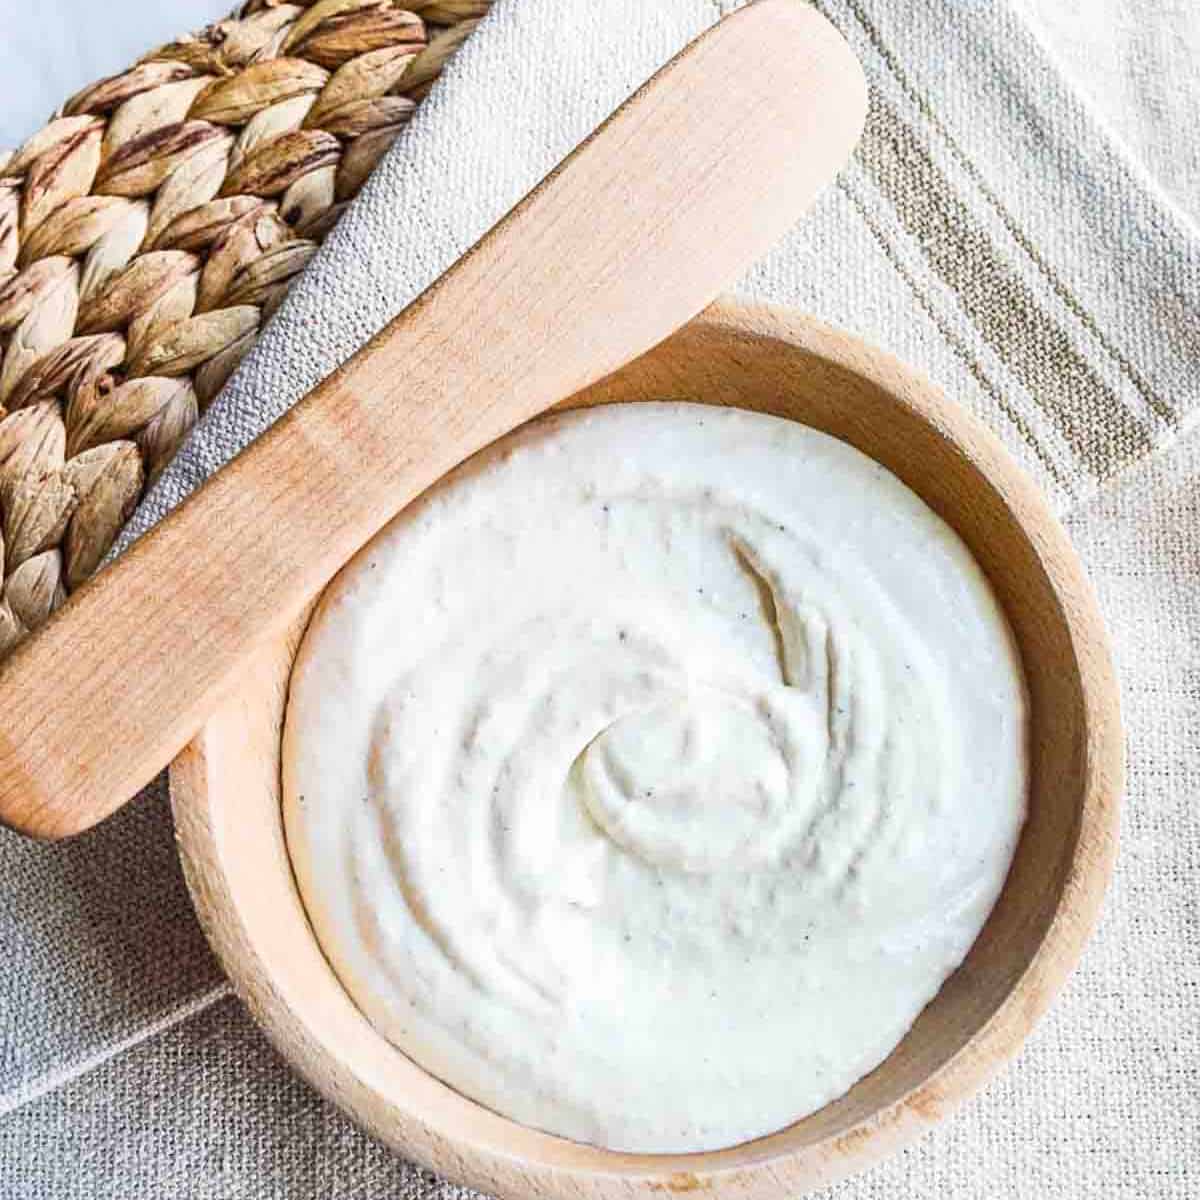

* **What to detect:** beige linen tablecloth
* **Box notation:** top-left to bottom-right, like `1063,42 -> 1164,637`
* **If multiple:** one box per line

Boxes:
2,1 -> 1198,1196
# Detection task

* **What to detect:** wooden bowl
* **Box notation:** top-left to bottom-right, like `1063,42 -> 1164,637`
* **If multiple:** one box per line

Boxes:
170,299 -> 1122,1198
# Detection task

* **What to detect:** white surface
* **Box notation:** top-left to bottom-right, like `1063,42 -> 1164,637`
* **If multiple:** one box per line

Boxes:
0,0 -> 229,149
283,402 -> 1025,1153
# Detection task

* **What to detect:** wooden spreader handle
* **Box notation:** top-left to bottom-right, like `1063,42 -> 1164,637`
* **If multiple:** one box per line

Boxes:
0,0 -> 867,838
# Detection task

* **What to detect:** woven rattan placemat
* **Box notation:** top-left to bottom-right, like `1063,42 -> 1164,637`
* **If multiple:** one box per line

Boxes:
0,1 -> 487,659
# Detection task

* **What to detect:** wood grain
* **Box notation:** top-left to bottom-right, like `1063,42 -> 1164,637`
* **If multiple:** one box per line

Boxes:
0,0 -> 868,839
171,299 -> 1122,1199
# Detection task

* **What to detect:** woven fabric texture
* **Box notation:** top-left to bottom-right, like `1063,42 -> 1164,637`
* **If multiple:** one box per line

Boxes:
1,0 -> 1198,1196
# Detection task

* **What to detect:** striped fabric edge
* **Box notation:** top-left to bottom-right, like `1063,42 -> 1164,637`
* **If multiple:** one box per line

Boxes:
812,0 -> 1196,514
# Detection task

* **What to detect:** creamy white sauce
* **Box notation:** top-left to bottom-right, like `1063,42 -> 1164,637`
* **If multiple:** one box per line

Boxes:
283,403 -> 1026,1153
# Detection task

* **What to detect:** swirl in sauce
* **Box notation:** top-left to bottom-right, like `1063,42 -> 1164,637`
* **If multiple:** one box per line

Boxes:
284,403 -> 1026,1152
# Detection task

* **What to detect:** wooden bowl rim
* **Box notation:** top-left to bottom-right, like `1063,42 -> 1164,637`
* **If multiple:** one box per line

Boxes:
170,297 -> 1122,1198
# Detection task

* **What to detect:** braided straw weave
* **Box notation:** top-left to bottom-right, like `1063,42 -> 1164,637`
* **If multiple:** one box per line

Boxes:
0,0 -> 488,660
